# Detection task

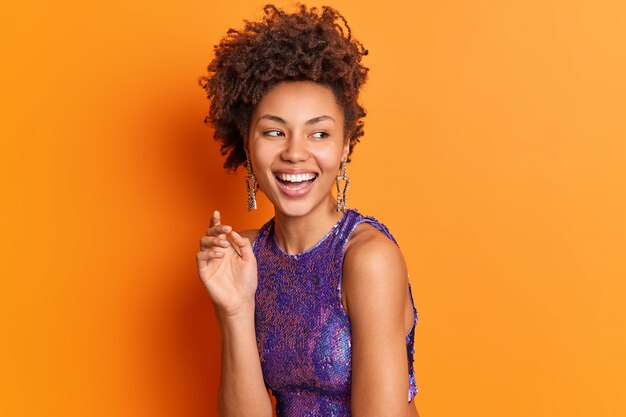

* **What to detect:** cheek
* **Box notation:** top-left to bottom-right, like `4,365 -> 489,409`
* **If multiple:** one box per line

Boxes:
314,146 -> 343,173
249,142 -> 275,171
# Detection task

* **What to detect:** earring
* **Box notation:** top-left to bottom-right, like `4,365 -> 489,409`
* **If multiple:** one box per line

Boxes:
245,159 -> 257,211
335,158 -> 350,212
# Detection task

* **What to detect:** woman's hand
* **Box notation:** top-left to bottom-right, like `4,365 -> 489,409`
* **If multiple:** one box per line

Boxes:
196,210 -> 258,317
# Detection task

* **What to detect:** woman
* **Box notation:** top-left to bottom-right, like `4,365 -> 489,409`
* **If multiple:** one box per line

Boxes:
196,4 -> 419,416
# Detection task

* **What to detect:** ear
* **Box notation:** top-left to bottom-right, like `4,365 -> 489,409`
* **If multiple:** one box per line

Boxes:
341,140 -> 350,161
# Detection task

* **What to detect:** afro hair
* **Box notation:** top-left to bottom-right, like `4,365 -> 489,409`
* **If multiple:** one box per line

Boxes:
199,3 -> 369,171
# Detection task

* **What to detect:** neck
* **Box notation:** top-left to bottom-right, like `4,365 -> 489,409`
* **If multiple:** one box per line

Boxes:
273,196 -> 345,255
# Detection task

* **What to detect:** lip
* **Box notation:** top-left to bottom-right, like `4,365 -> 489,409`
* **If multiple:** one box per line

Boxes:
273,172 -> 317,197
272,168 -> 319,175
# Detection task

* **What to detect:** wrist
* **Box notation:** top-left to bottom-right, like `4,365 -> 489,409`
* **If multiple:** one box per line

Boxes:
216,300 -> 256,321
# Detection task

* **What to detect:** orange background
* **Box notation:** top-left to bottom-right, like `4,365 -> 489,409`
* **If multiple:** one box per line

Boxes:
1,0 -> 625,416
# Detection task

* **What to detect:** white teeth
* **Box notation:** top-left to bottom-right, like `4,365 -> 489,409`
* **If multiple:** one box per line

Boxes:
276,173 -> 316,183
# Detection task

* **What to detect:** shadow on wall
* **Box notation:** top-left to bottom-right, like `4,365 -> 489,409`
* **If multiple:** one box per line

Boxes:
118,79 -> 268,415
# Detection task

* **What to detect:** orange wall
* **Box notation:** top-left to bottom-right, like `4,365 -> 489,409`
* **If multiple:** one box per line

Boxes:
2,0 -> 625,416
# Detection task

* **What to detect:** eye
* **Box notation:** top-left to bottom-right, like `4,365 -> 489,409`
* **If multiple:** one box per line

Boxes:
264,129 -> 284,137
311,131 -> 330,139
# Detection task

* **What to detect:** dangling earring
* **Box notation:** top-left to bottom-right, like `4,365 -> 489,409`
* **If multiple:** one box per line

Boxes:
335,158 -> 350,212
245,159 -> 257,211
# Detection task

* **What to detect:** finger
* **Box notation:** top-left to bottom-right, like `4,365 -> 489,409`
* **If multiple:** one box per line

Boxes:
228,231 -> 254,262
200,235 -> 230,250
196,249 -> 225,262
224,233 -> 242,258
209,210 -> 220,228
206,223 -> 232,237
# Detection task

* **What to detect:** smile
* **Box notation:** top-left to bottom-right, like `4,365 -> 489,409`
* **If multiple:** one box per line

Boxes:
275,172 -> 317,183
273,172 -> 318,195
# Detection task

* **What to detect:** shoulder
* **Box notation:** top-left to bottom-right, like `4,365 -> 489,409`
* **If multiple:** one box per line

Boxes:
344,221 -> 404,273
238,216 -> 275,243
238,228 -> 260,242
342,221 -> 408,316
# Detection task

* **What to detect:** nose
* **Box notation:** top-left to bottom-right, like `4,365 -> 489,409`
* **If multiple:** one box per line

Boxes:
280,135 -> 310,163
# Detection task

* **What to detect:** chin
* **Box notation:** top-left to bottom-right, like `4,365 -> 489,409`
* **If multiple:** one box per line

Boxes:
273,199 -> 318,218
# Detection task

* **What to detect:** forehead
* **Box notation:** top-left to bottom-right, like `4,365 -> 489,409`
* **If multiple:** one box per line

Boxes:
252,80 -> 343,121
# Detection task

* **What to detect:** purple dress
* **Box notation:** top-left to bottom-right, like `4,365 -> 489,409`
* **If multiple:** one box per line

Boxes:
252,208 -> 418,416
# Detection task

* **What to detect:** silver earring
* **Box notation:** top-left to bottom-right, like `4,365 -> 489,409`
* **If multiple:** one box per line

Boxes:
335,158 -> 350,212
245,159 -> 257,211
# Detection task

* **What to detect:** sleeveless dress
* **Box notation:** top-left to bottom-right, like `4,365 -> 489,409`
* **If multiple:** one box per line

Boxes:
252,208 -> 418,417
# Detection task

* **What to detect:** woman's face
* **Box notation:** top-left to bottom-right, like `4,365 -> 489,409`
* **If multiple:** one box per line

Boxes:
247,80 -> 349,218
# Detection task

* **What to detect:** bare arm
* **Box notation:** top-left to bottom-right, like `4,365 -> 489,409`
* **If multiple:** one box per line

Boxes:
197,211 -> 272,417
216,305 -> 272,417
343,225 -> 413,417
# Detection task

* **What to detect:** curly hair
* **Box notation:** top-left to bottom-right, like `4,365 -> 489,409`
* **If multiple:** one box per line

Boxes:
198,3 -> 369,171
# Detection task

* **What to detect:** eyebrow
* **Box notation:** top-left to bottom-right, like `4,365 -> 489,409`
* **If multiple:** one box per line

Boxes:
257,114 -> 336,125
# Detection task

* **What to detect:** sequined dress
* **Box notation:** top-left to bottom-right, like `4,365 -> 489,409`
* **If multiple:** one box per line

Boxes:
252,208 -> 418,417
